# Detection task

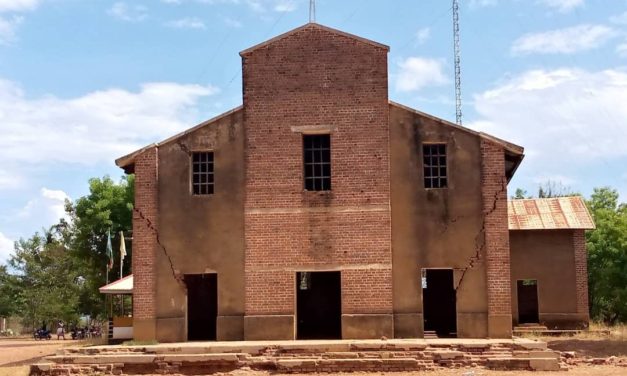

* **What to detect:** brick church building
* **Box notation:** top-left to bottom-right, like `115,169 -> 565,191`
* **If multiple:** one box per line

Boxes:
116,23 -> 595,342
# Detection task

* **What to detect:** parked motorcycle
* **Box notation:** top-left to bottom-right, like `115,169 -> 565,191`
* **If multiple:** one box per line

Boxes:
33,329 -> 52,340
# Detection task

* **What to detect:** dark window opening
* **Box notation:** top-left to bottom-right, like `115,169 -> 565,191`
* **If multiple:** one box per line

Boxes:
423,144 -> 448,189
192,152 -> 214,195
303,134 -> 331,191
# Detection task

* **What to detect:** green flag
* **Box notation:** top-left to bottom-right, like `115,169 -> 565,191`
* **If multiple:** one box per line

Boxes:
106,230 -> 113,271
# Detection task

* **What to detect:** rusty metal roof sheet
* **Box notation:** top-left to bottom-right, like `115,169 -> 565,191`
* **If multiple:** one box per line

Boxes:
508,196 -> 595,230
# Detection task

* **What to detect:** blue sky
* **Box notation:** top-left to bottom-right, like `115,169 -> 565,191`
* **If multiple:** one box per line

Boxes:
1,0 -> 626,262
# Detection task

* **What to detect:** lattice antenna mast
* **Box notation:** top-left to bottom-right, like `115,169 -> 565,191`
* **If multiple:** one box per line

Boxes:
309,0 -> 316,23
453,0 -> 462,125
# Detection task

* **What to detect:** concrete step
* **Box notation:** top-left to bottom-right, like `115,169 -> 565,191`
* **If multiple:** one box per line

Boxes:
276,357 -> 427,372
45,352 -> 243,365
487,357 -> 560,371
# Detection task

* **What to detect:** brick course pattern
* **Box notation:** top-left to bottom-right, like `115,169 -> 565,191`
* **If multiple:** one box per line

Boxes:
242,25 -> 392,317
573,230 -> 589,316
480,139 -> 512,324
341,269 -> 393,314
132,147 -> 158,321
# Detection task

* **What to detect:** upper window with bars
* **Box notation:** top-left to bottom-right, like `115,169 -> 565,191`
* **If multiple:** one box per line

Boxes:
423,143 -> 448,189
303,134 -> 331,191
191,151 -> 214,195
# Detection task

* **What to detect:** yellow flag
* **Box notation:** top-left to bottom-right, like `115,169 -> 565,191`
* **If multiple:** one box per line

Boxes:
119,231 -> 127,262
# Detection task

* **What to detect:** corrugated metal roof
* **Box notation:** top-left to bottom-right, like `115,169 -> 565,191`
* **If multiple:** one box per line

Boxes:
508,196 -> 595,230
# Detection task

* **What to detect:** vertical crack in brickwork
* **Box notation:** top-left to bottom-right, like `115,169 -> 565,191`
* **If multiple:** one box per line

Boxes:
455,175 -> 507,291
134,207 -> 184,286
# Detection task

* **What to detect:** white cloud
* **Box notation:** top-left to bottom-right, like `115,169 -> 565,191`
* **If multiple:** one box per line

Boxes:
0,14 -> 21,45
18,188 -> 70,225
396,57 -> 448,92
415,27 -> 431,45
611,11 -> 627,25
0,79 -> 218,171
0,168 -> 24,189
469,68 -> 627,171
537,0 -> 584,13
165,17 -> 206,29
0,0 -> 39,13
196,0 -> 295,13
511,24 -> 616,55
107,2 -> 148,22
0,231 -> 14,264
532,174 -> 577,185
161,0 -> 182,4
469,0 -> 498,8
273,0 -> 295,12
617,42 -> 627,58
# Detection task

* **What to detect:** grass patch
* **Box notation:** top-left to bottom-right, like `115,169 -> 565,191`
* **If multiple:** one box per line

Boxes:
121,340 -> 159,346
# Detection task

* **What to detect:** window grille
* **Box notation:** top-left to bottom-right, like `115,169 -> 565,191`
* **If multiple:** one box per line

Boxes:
192,152 -> 214,195
303,134 -> 331,191
423,144 -> 447,189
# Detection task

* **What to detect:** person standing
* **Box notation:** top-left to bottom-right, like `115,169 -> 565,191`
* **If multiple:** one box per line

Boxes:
56,321 -> 65,340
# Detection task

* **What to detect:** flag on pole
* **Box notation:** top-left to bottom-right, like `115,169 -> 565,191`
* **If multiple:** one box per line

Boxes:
106,230 -> 113,271
119,231 -> 127,263
119,231 -> 127,278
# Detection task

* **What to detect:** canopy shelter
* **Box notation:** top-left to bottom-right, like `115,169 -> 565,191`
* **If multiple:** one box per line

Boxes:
99,274 -> 133,295
100,275 -> 133,341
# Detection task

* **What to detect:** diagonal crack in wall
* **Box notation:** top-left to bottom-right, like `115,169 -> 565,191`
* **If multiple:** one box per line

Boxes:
455,176 -> 507,291
176,140 -> 193,157
133,207 -> 185,287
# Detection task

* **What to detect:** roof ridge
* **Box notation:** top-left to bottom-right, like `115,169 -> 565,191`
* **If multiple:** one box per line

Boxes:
240,22 -> 389,56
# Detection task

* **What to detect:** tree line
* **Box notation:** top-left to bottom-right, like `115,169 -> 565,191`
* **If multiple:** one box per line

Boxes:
0,176 -> 133,330
0,176 -> 625,329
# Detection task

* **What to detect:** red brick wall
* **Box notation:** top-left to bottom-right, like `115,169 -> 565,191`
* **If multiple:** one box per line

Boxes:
342,269 -> 393,314
242,24 -> 392,317
132,147 -> 158,321
480,139 -> 512,331
573,230 -> 589,316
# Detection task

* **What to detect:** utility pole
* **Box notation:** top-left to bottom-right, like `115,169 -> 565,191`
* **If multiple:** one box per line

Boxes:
309,0 -> 316,23
453,0 -> 462,125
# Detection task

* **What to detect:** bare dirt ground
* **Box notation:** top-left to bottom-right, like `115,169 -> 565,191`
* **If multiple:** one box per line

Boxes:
0,338 -> 83,376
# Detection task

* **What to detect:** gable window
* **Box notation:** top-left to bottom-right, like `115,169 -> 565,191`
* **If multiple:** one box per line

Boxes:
303,134 -> 331,191
192,151 -> 214,195
423,143 -> 447,189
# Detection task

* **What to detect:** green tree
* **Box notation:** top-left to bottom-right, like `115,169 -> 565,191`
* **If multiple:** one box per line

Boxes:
9,224 -> 81,330
537,180 -> 579,198
67,175 -> 134,320
512,188 -> 530,199
0,264 -> 22,318
585,187 -> 627,324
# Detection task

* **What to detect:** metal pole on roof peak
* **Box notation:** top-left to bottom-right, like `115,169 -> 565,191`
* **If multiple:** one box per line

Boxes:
309,0 -> 316,23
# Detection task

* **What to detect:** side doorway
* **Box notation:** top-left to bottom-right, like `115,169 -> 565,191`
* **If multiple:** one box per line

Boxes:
184,273 -> 218,341
517,279 -> 539,324
422,268 -> 457,338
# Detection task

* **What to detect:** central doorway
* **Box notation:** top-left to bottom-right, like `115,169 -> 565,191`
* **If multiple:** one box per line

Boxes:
184,273 -> 217,341
422,269 -> 457,338
517,279 -> 539,324
296,271 -> 342,340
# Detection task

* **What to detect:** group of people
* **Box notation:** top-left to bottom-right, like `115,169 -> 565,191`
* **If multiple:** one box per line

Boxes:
39,321 -> 101,340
